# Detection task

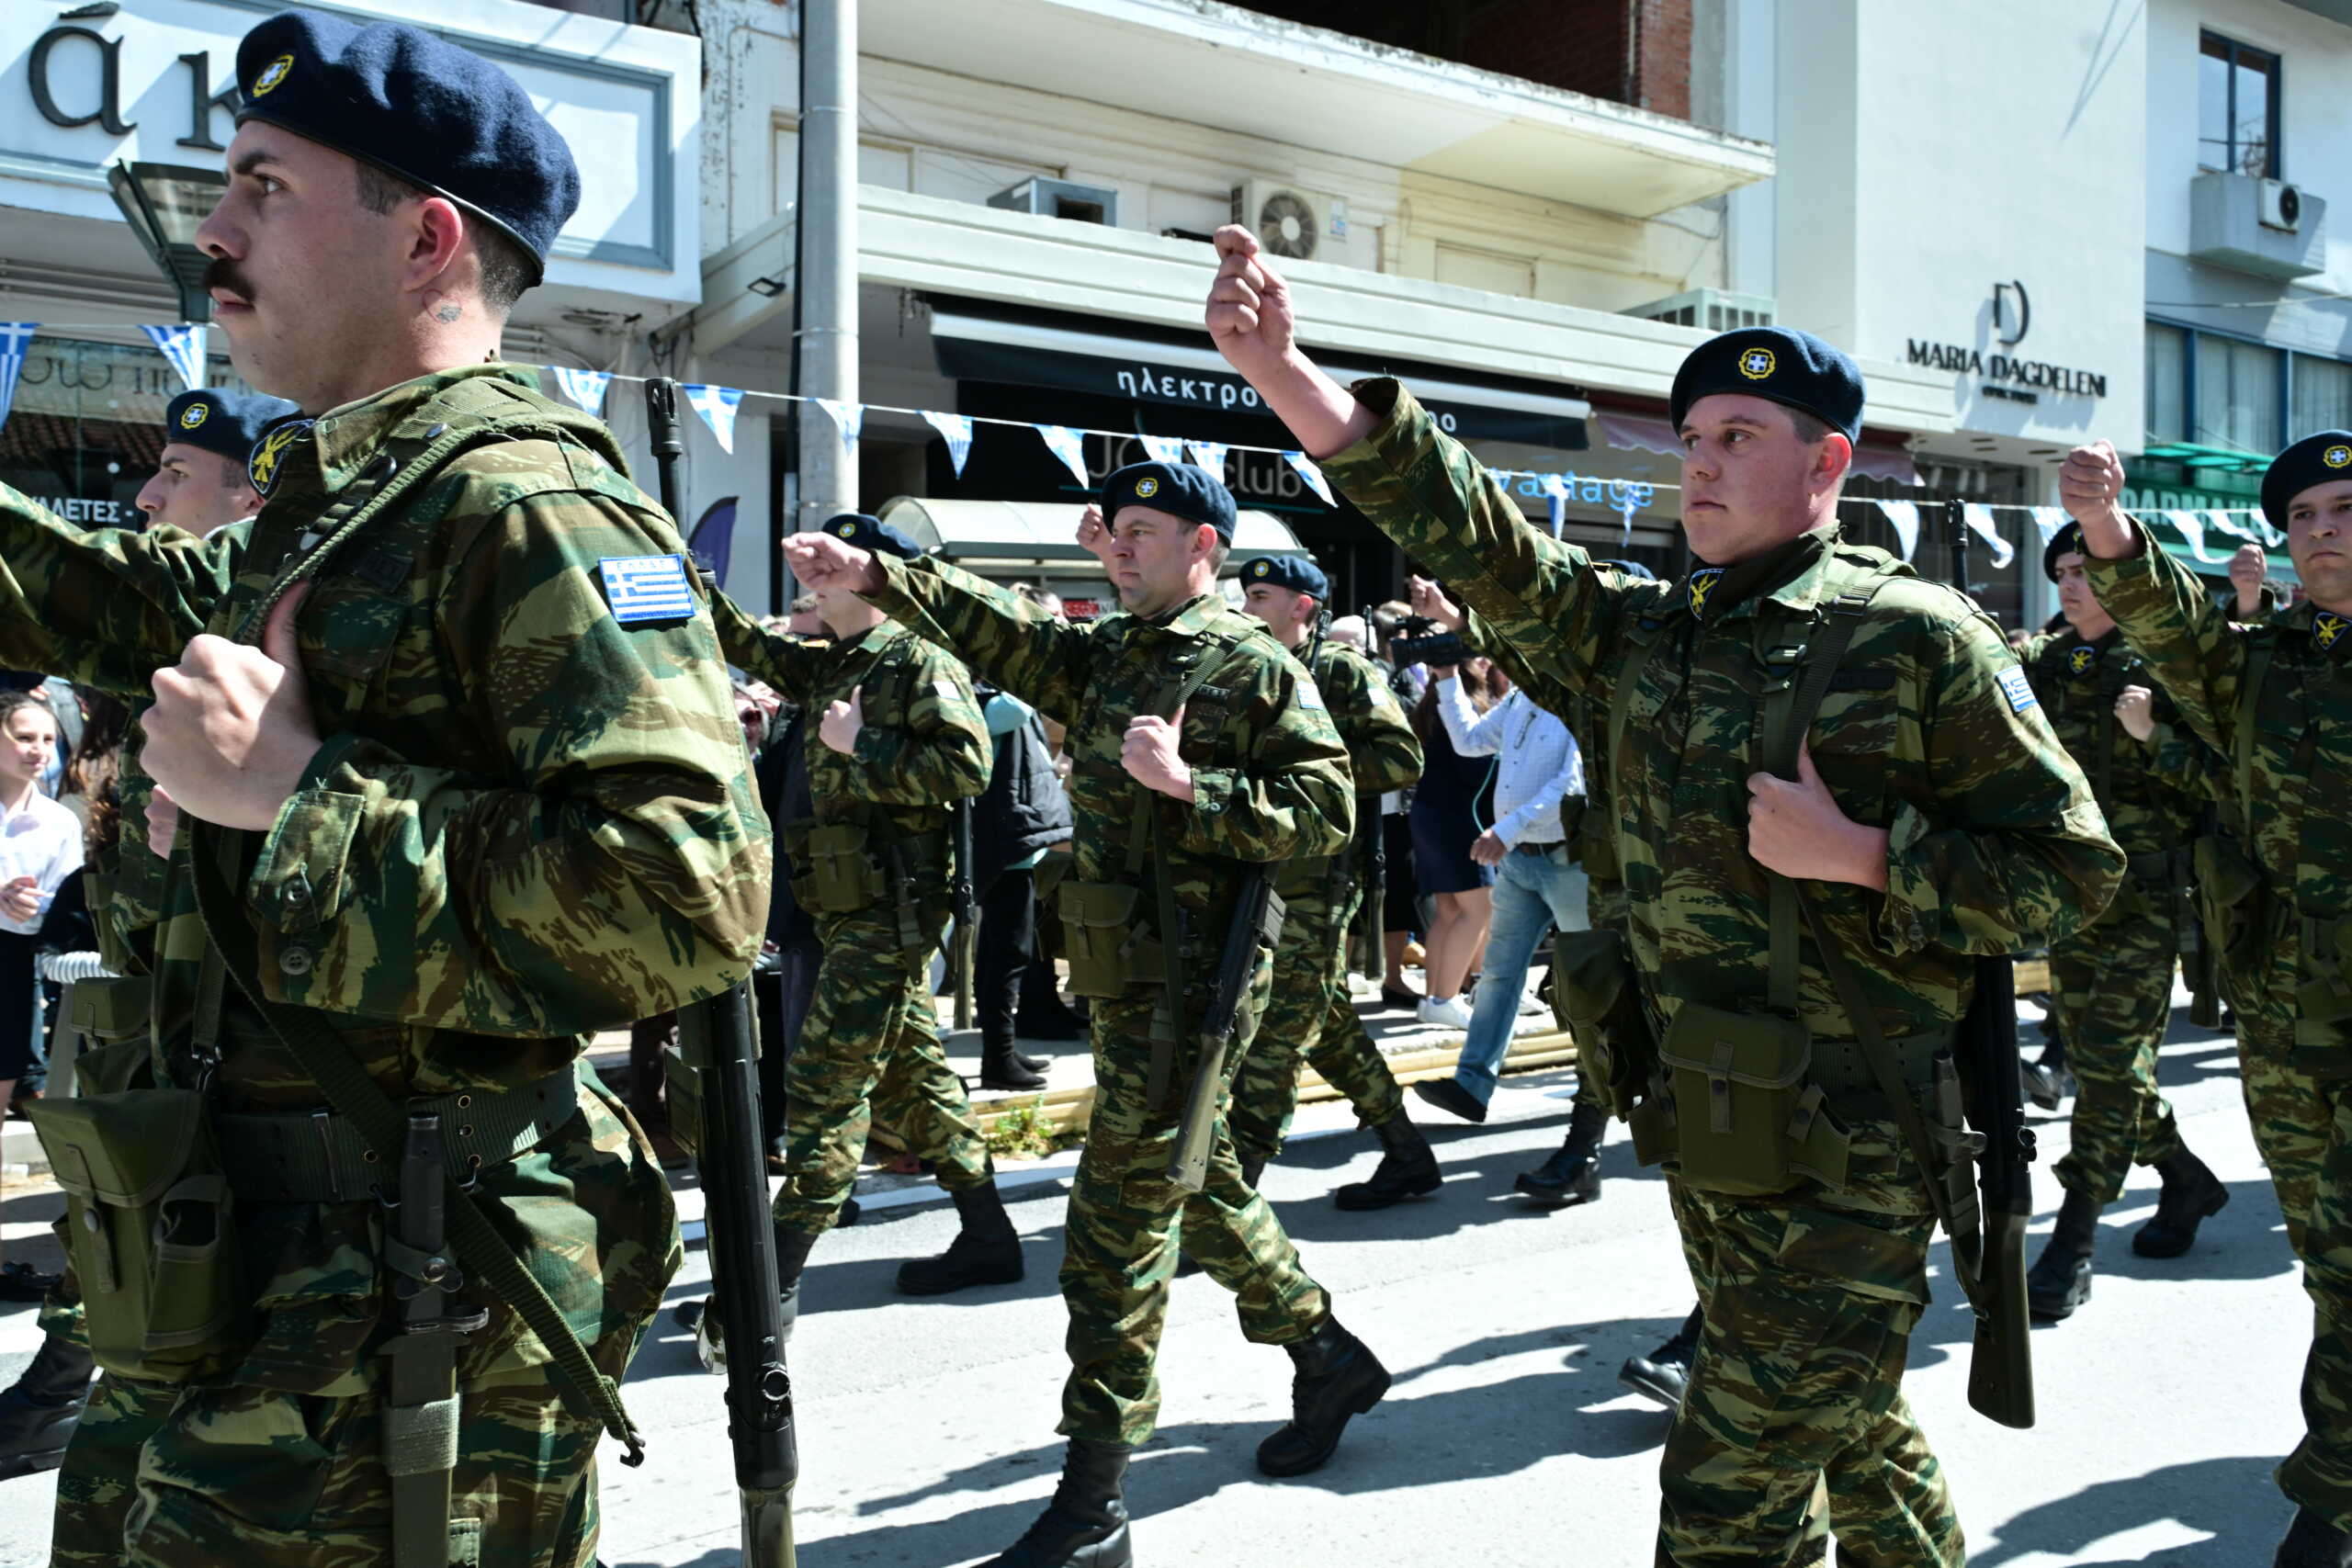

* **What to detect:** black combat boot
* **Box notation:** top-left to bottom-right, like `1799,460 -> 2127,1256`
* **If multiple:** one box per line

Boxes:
987,1438 -> 1134,1567
1516,1100 -> 1609,1209
1618,1306 -> 1702,1409
2023,1036 -> 2075,1112
2277,1506 -> 2352,1567
1333,1111 -> 1440,1211
2133,1148 -> 2231,1258
1177,1155 -> 1267,1279
0,1335 -> 95,1480
981,1036 -> 1047,1093
2027,1188 -> 2100,1321
898,1184 -> 1025,1296
1255,1317 -> 1391,1477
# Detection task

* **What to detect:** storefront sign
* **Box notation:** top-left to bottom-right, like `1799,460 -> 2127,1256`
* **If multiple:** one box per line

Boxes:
1905,340 -> 2108,400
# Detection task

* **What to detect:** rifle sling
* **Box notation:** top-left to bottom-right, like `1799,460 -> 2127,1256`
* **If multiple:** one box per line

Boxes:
1123,635 -> 1234,1106
185,825 -> 646,1469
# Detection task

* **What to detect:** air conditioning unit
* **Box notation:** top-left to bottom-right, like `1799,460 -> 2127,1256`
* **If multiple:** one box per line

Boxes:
1622,289 -> 1777,333
2261,178 -> 2305,232
1232,181 -> 1343,263
987,177 -> 1119,227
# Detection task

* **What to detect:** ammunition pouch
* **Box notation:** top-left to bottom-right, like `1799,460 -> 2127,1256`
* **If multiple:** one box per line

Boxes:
68,975 -> 151,1045
1577,803 -> 1620,881
28,1088 -> 243,1383
783,822 -> 889,914
1657,1004 -> 1851,1196
1550,929 -> 1656,1121
1273,852 -> 1341,902
1057,882 -> 1164,999
2194,834 -> 2270,999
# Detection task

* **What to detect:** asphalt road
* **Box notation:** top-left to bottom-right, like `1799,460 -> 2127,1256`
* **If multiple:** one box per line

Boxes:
0,996 -> 2306,1566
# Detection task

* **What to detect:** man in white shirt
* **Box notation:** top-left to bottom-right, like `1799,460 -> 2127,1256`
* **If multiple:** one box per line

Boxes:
1410,609 -> 1593,1136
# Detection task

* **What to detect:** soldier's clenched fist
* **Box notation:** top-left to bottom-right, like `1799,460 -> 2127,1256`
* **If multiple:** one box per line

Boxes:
1122,707 -> 1193,801
820,685 -> 865,754
143,585 -> 320,832
1745,744 -> 1889,890
783,531 -> 882,595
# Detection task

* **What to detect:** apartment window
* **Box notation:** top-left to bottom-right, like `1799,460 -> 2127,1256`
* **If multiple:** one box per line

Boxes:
2199,32 -> 2281,177
2294,358 -> 2352,438
2197,333 -> 2283,454
2146,324 -> 2187,444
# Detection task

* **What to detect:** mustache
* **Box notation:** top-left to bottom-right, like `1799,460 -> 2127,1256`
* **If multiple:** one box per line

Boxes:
200,256 -> 254,303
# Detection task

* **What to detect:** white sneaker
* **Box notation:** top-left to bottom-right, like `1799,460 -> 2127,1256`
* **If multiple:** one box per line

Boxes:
1417,994 -> 1474,1030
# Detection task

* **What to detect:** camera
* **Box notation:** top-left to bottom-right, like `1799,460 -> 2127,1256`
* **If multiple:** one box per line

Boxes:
1391,629 -> 1470,668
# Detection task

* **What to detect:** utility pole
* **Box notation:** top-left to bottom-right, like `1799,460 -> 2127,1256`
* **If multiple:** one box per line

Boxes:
796,0 -> 858,533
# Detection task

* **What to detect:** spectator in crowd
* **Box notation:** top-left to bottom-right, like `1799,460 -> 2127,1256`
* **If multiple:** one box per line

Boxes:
1408,654 -> 1502,1028
0,691 -> 78,1297
1371,599 -> 1426,1006
968,681 -> 1075,1090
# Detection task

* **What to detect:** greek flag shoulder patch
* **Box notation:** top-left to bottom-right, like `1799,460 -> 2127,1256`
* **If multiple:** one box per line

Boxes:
599,554 -> 695,624
1295,677 -> 1325,712
1996,665 -> 2038,714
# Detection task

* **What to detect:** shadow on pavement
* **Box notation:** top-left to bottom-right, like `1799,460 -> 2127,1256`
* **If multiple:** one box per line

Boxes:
1969,1454 -> 2284,1566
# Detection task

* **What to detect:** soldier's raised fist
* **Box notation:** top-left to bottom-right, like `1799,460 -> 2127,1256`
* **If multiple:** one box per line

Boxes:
2058,442 -> 2126,525
1207,226 -> 1297,380
784,531 -> 880,594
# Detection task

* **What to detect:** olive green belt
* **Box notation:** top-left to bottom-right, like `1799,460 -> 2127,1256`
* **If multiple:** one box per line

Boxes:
217,1066 -> 582,1204
1808,1028 -> 1951,1105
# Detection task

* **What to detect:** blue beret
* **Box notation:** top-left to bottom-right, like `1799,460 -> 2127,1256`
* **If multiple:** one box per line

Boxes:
1238,554 -> 1328,600
2261,432 -> 2352,530
823,513 -> 922,561
1102,462 -> 1236,542
234,10 -> 581,282
1669,326 -> 1866,445
162,389 -> 301,467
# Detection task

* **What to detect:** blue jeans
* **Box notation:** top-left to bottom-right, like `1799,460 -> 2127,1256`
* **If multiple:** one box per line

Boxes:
1454,843 -> 1589,1102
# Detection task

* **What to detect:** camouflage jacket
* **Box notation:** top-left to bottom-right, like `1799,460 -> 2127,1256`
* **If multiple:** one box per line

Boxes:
711,592 -> 990,892
1307,637 -> 1421,800
862,557 -> 1352,951
0,365 -> 767,1389
2090,525 -> 2352,1017
1320,380 -> 2120,1047
2019,626 -> 2199,860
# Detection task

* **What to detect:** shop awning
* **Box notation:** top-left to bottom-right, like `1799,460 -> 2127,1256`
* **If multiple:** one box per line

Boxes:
878,496 -> 1307,570
1590,407 -> 1922,488
930,307 -> 1589,450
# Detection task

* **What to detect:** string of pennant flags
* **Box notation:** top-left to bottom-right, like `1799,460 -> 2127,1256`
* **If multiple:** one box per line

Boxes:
0,326 -> 2290,570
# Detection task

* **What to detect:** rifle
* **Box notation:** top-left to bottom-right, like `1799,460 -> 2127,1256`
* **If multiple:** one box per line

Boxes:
647,376 -> 799,1565
952,799 -> 978,1031
1957,953 -> 2036,1429
1357,602 -> 1387,977
1168,870 -> 1286,1191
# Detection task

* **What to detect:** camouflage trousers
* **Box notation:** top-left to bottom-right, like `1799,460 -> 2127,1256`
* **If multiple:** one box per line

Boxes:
1061,981 -> 1331,1447
1658,1122 -> 1962,1567
51,1366 -> 603,1566
1220,885 -> 1404,1166
771,902 -> 993,1235
2048,903 -> 2185,1204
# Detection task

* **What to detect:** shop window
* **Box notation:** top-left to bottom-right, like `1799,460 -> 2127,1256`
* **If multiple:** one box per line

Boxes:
2199,32 -> 2280,178
2293,357 -> 2352,439
0,334 -> 242,528
2195,333 -> 2282,455
2146,323 -> 2187,445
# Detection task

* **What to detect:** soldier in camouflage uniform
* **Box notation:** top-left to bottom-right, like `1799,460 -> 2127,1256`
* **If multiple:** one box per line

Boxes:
1185,552 -> 1434,1212
1209,226 -> 2120,1564
0,14 -> 766,1564
786,459 -> 1385,1568
2067,431 -> 2352,1566
706,513 -> 1019,1324
2020,524 -> 2231,1324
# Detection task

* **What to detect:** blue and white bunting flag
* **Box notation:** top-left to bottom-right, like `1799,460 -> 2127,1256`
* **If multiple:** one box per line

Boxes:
1540,472 -> 1569,537
684,383 -> 744,454
1873,499 -> 1920,561
140,323 -> 207,392
551,366 -> 612,414
1037,424 -> 1091,491
2166,510 -> 2226,563
922,411 -> 975,477
1140,434 -> 1186,468
2029,506 -> 2071,547
0,323 -> 34,434
1284,451 -> 1334,506
1186,441 -> 1229,479
1962,502 -> 2015,570
814,397 -> 862,464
